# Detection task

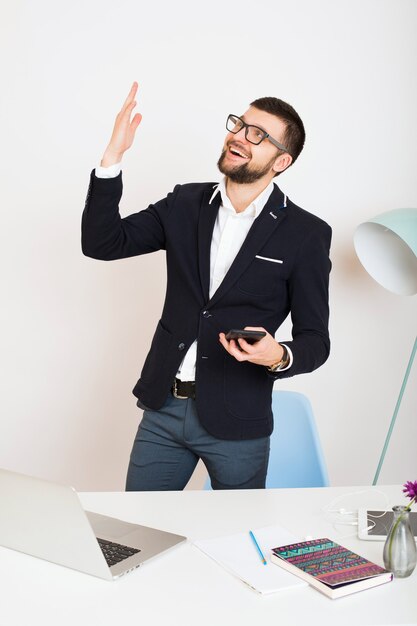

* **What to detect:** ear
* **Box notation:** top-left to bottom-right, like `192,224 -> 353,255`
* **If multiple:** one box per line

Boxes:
272,153 -> 293,174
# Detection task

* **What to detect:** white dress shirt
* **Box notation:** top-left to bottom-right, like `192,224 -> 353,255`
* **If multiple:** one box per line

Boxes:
94,163 -> 292,379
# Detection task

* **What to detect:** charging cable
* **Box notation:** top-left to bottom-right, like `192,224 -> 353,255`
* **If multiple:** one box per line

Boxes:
321,488 -> 390,539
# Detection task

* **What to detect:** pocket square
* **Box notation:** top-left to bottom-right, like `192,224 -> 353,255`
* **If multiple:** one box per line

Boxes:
255,255 -> 283,264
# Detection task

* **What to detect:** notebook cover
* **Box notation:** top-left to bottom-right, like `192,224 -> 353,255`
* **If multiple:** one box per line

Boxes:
272,538 -> 388,587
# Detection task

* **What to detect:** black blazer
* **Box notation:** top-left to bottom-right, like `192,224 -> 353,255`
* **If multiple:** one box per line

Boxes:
82,171 -> 332,440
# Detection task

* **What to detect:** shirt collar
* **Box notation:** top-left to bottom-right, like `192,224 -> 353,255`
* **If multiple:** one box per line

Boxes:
209,177 -> 275,218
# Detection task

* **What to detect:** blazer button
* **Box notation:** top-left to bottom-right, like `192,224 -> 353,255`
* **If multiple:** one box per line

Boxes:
178,342 -> 186,351
202,310 -> 212,318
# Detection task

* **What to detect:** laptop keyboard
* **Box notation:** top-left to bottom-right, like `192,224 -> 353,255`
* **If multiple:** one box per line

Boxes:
97,537 -> 141,567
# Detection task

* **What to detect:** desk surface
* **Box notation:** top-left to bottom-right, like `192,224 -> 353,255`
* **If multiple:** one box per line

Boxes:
1,485 -> 416,626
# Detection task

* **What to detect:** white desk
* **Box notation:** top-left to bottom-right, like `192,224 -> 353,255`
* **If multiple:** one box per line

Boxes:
0,485 -> 415,626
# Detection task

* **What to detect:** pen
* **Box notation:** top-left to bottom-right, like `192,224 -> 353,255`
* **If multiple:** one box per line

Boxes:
249,530 -> 267,565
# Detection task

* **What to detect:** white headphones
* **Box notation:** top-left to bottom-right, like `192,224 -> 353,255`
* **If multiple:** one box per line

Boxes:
321,489 -> 389,536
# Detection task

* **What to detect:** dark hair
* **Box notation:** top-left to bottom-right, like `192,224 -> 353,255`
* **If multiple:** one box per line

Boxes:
250,96 -> 305,170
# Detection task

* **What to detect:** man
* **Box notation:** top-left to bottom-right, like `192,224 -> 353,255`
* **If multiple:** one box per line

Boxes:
82,82 -> 331,491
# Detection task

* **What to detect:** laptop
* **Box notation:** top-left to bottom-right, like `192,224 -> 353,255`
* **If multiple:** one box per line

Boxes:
0,468 -> 186,580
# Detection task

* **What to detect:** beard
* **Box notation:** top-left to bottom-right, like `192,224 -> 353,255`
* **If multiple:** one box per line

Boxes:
217,149 -> 278,184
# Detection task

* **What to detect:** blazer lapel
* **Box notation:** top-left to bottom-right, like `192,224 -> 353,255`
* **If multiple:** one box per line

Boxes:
197,187 -> 222,303
207,185 -> 288,309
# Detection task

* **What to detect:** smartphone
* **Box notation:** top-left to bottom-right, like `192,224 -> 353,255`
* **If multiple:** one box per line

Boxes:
225,329 -> 266,344
358,509 -> 417,541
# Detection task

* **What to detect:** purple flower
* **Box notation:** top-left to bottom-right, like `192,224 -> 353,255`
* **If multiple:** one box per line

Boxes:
403,481 -> 417,502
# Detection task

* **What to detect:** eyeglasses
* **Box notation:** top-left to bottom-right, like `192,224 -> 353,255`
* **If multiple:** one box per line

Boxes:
226,114 -> 290,154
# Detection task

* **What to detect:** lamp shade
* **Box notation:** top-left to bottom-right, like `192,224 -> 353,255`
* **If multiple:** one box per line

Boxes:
354,208 -> 417,295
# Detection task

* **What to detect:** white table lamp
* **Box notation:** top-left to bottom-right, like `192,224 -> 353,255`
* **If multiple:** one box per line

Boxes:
354,208 -> 417,484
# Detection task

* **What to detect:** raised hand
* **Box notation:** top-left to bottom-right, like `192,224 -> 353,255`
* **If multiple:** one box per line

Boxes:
101,82 -> 142,167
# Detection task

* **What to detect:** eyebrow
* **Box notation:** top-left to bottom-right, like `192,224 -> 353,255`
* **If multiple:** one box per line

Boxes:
240,115 -> 267,134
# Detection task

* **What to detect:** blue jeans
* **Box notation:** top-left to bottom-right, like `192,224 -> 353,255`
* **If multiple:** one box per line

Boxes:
125,393 -> 270,491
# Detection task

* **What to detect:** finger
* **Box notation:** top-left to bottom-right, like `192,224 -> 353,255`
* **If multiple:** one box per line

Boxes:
219,335 -> 239,353
243,326 -> 266,332
219,334 -> 247,361
219,334 -> 234,353
232,346 -> 247,361
227,340 -> 247,361
237,337 -> 258,353
218,333 -> 229,350
130,112 -> 142,131
118,100 -> 137,125
121,81 -> 138,111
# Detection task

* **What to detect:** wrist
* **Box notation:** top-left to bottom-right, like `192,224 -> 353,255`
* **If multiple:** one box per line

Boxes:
101,149 -> 123,168
265,343 -> 285,368
267,344 -> 290,372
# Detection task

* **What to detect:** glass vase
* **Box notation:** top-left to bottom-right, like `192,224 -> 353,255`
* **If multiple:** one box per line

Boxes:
383,506 -> 417,578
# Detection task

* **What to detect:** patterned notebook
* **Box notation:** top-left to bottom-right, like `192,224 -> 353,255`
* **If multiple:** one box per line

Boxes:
271,538 -> 392,599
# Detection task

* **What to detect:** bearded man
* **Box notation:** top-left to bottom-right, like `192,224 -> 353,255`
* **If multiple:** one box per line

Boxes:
82,82 -> 332,490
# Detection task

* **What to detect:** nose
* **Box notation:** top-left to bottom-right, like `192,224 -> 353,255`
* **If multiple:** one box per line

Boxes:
235,126 -> 247,141
228,125 -> 248,144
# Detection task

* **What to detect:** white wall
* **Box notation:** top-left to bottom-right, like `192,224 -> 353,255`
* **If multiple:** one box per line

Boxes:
1,0 -> 416,491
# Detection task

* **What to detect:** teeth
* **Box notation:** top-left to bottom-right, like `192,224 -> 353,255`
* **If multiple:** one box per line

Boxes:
230,148 -> 249,158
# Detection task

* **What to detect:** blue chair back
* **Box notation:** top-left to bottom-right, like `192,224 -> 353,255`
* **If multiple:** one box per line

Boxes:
266,390 -> 329,488
204,390 -> 329,489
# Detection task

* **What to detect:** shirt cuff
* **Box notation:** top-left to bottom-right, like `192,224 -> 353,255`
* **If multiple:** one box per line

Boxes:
95,163 -> 122,178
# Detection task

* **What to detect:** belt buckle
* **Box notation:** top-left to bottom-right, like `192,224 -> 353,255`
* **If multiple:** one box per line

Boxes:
172,378 -> 188,400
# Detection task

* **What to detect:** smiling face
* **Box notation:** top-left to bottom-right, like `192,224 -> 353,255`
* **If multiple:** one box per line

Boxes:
217,106 -> 292,184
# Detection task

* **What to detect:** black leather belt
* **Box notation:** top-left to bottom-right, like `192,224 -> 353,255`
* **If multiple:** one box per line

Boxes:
172,378 -> 196,400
